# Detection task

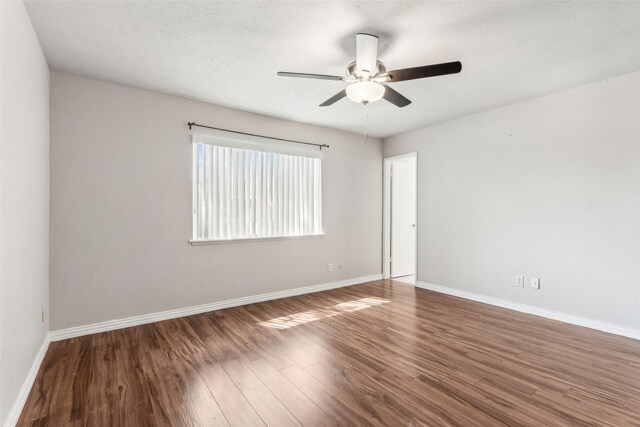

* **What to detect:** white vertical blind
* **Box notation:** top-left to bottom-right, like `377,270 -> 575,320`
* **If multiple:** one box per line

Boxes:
192,143 -> 323,241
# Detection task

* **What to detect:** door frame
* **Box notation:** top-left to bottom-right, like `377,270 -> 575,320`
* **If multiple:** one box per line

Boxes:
383,152 -> 418,280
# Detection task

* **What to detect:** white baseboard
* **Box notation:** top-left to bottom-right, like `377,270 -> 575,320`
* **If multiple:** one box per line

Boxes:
50,274 -> 383,341
4,334 -> 50,427
416,281 -> 640,341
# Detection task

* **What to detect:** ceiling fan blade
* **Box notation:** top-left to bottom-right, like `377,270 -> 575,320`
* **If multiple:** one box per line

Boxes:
319,89 -> 347,107
356,33 -> 378,75
382,85 -> 412,108
277,71 -> 343,81
387,61 -> 462,82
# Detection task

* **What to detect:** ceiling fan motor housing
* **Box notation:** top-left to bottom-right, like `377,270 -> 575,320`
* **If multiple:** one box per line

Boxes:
347,61 -> 386,80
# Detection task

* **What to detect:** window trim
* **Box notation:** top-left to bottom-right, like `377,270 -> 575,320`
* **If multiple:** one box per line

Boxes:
188,233 -> 325,245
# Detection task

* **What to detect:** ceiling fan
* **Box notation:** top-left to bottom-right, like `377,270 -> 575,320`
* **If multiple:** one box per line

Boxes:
277,33 -> 462,108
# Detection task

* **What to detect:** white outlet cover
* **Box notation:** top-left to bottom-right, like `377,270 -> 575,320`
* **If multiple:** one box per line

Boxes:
531,277 -> 540,289
515,275 -> 525,287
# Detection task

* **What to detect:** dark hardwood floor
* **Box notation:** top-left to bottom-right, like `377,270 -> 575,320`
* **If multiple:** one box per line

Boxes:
18,280 -> 640,426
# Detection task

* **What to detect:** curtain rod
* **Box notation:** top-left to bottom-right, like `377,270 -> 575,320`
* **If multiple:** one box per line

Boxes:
188,122 -> 329,150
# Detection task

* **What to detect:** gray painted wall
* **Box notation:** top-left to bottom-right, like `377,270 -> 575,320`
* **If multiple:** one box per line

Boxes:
384,70 -> 640,330
0,1 -> 50,423
50,72 -> 382,330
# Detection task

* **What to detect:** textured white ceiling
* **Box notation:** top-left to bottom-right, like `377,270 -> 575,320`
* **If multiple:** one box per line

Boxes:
24,1 -> 640,137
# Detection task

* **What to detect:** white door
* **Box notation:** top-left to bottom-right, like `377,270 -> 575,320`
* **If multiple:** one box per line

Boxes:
390,156 -> 417,278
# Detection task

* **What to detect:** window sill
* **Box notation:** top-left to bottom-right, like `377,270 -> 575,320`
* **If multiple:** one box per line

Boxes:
189,233 -> 325,245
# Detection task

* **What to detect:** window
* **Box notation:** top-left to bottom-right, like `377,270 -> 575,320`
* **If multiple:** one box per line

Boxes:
191,128 -> 323,242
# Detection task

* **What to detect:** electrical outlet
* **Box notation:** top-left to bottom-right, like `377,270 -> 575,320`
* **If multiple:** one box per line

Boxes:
338,263 -> 344,270
531,277 -> 540,289
328,263 -> 333,272
515,275 -> 524,287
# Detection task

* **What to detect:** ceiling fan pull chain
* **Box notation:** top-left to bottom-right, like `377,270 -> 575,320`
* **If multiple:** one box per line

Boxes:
362,105 -> 369,144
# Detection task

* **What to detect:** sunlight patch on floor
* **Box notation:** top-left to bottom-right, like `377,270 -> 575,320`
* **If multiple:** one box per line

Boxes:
258,297 -> 391,329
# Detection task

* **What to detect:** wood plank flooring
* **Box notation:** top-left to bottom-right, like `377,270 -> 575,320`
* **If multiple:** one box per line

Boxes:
18,280 -> 640,426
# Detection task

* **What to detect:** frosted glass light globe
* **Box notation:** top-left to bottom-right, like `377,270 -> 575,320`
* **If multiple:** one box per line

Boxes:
346,81 -> 385,104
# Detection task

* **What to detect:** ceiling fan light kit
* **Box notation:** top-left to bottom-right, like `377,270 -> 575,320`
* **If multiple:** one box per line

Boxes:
278,33 -> 462,108
346,80 -> 385,104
